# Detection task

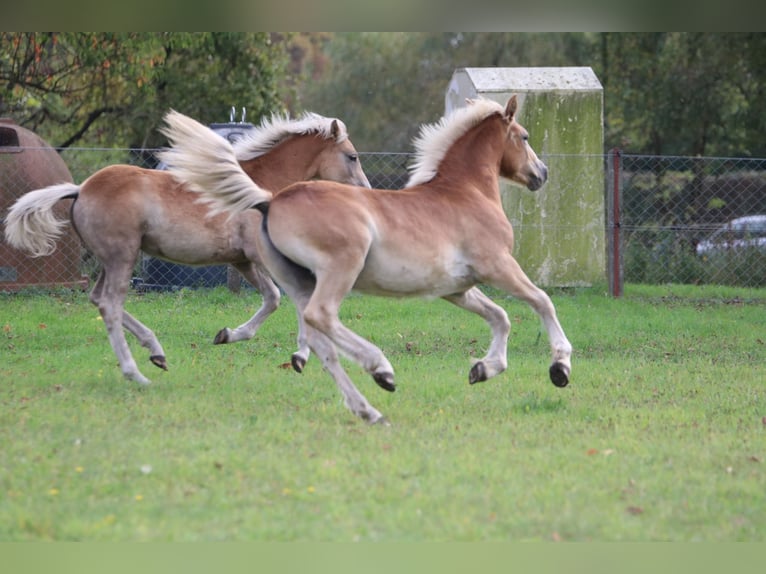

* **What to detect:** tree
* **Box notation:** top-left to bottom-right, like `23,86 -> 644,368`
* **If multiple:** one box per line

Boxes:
296,33 -> 595,153
599,33 -> 764,157
0,33 -> 289,150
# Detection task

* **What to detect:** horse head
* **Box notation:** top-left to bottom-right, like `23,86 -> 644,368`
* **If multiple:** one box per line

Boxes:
312,118 -> 371,189
500,95 -> 548,191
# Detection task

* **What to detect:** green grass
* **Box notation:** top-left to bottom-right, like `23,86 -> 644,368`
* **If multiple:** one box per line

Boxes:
1,284 -> 765,541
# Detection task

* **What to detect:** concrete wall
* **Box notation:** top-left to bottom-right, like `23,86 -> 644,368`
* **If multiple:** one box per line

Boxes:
445,67 -> 604,287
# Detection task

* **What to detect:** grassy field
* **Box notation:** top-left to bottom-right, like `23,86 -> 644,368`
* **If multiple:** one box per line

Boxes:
1,283 -> 764,541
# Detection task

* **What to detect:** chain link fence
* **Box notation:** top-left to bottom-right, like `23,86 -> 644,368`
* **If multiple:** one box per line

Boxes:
608,152 -> 766,293
2,147 -> 766,293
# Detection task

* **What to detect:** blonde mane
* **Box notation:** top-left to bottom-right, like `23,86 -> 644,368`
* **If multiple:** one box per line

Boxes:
405,99 -> 505,188
233,112 -> 348,161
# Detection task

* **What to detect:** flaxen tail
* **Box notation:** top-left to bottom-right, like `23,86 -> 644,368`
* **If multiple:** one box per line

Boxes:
3,183 -> 80,257
157,109 -> 273,217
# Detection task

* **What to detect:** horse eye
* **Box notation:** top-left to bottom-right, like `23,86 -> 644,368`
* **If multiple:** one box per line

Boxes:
347,154 -> 358,162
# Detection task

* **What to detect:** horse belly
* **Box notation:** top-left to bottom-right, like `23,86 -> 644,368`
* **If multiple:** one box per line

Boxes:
141,217 -> 245,265
354,250 -> 475,298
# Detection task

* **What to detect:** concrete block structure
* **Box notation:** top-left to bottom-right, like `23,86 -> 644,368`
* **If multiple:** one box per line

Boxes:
445,67 -> 604,287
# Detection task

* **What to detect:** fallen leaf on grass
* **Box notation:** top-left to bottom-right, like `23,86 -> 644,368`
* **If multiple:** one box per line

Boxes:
278,362 -> 292,369
587,448 -> 615,456
626,506 -> 644,515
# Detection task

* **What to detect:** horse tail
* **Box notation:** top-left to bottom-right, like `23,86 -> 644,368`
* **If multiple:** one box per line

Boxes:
157,109 -> 273,217
3,183 -> 80,257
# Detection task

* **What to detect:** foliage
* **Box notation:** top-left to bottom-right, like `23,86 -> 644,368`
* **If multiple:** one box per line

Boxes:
600,33 -> 758,156
295,33 -> 450,152
1,285 -> 764,541
3,33 -> 766,157
298,32 -> 766,157
0,33 -> 290,150
295,32 -> 600,152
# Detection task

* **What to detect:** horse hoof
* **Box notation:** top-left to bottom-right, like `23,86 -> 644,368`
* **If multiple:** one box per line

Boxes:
549,362 -> 569,388
213,328 -> 229,345
150,355 -> 168,371
291,354 -> 306,373
469,362 -> 487,384
373,372 -> 396,392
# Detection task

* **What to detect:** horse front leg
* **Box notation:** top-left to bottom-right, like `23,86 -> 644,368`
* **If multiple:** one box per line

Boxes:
443,287 -> 511,384
488,255 -> 572,388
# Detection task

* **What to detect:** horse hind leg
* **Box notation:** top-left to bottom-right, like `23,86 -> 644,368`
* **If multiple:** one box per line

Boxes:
443,288 -> 511,385
302,272 -> 396,393
258,254 -> 387,423
121,311 -> 168,371
305,324 -> 388,424
212,263 -> 280,345
89,268 -> 153,384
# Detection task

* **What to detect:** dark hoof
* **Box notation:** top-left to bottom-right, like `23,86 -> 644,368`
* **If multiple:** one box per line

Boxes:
291,354 -> 306,373
469,362 -> 487,385
150,355 -> 168,371
549,362 -> 569,388
373,372 -> 396,392
213,328 -> 229,345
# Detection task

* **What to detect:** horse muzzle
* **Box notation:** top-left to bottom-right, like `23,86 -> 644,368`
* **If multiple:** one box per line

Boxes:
526,163 -> 548,191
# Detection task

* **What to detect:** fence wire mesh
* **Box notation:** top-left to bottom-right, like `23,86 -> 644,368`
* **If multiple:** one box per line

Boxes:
615,154 -> 766,289
2,147 -> 766,293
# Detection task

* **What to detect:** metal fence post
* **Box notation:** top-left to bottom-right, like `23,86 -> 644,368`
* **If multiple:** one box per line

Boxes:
606,148 -> 623,297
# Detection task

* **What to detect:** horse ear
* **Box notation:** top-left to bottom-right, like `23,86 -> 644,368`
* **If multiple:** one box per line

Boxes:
330,119 -> 340,139
505,95 -> 518,119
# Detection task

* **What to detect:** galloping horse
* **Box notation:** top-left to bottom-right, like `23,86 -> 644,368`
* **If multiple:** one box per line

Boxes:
4,110 -> 370,385
166,96 -> 572,424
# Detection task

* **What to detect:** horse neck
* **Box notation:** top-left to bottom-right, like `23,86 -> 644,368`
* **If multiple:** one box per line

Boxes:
436,115 -> 506,200
238,135 -> 325,191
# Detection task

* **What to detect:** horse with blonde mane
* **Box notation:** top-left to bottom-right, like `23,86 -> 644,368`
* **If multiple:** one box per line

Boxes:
166,96 -> 572,424
4,110 -> 370,385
